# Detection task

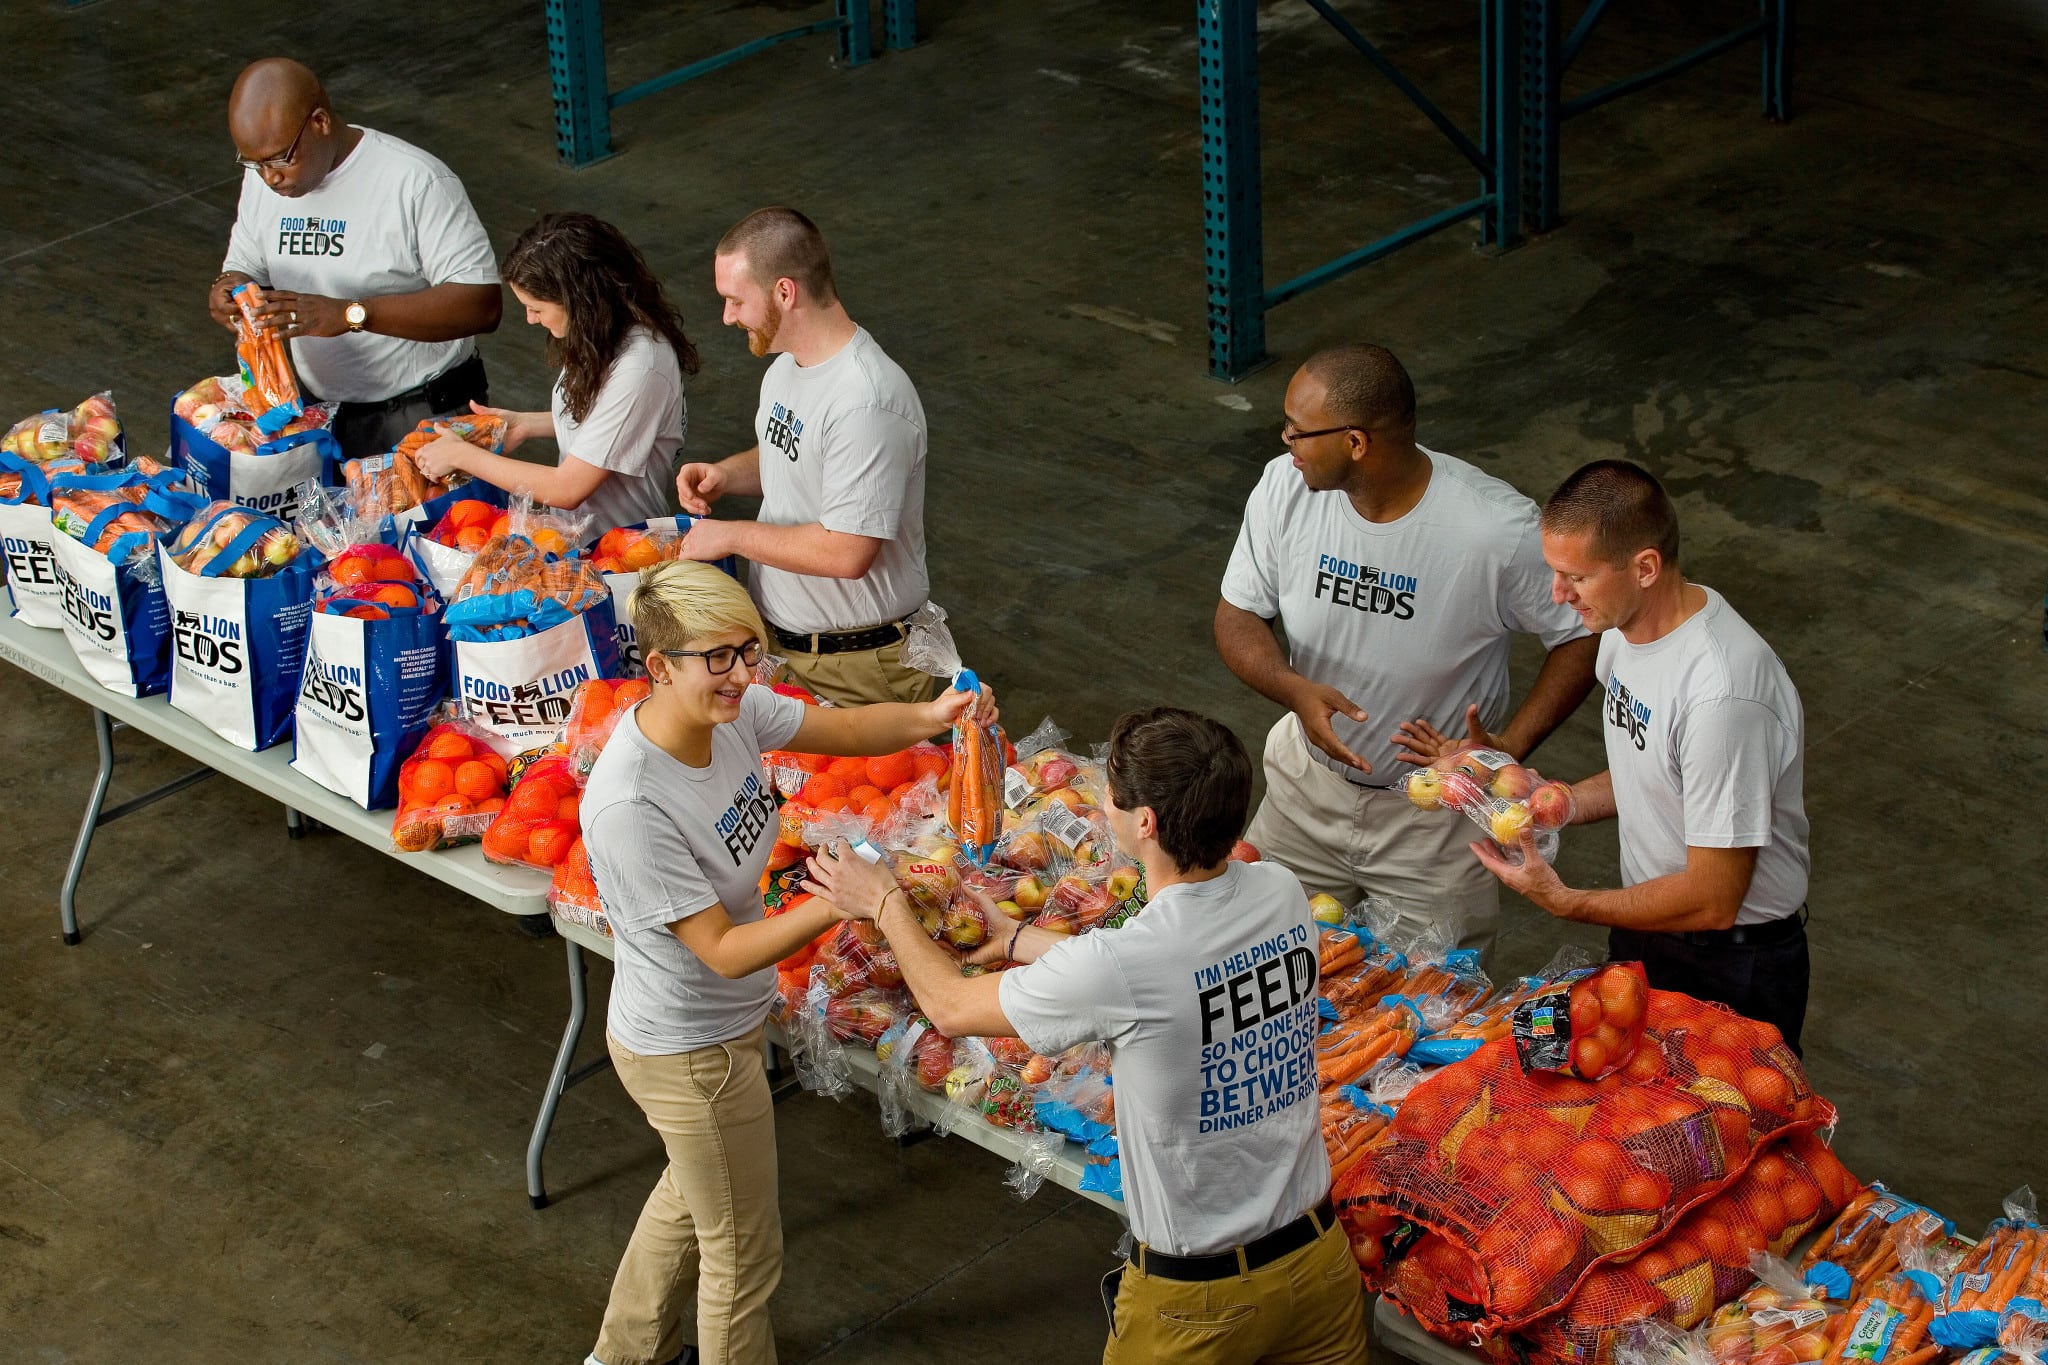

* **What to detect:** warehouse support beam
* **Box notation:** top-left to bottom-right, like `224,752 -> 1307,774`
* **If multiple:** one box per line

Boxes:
546,0 -> 910,168
1523,0 -> 1793,232
1198,0 -> 1522,382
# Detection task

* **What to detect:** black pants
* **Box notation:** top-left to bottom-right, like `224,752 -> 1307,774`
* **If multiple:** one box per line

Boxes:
1610,916 -> 1811,1054
325,354 -> 490,460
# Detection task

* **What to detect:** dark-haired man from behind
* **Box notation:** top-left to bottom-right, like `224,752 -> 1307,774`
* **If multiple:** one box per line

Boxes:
805,707 -> 1367,1365
1215,343 -> 1596,963
676,206 -> 933,707
1474,459 -> 1813,1051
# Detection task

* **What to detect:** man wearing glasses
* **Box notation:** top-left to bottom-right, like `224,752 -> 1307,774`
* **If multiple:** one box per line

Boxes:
209,58 -> 501,458
1214,343 -> 1596,961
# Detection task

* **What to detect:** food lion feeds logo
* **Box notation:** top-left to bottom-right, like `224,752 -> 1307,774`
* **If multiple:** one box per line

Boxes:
1605,675 -> 1653,752
236,484 -> 308,520
461,665 -> 591,729
1313,554 -> 1418,621
277,214 -> 347,257
55,563 -> 117,642
300,648 -> 367,725
715,771 -> 778,866
4,531 -> 56,593
174,609 -> 245,676
765,402 -> 805,462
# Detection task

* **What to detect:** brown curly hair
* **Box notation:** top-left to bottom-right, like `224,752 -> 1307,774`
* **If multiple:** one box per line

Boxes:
501,212 -> 702,423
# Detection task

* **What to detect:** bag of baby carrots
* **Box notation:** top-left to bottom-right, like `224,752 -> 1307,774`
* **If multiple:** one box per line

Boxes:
901,601 -> 1005,864
229,283 -> 305,434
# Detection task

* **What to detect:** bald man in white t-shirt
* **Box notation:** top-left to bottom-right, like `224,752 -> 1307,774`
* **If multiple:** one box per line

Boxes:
1216,344 -> 1598,962
213,59 -> 502,458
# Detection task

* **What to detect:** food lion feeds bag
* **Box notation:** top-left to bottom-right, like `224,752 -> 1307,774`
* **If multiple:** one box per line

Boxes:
343,413 -> 509,533
289,484 -> 448,809
443,507 -> 620,755
586,518 -> 738,675
47,466 -> 206,697
2,393 -> 127,627
157,501 -> 320,751
170,374 -> 337,520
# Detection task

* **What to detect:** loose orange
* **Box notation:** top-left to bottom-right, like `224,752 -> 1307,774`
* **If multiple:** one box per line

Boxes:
371,584 -> 417,609
455,526 -> 489,552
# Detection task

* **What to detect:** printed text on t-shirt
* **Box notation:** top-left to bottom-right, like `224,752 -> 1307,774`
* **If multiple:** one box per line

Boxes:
1193,923 -> 1320,1134
1605,675 -> 1652,751
277,215 -> 348,257
765,402 -> 805,462
714,771 -> 778,865
1313,554 -> 1417,620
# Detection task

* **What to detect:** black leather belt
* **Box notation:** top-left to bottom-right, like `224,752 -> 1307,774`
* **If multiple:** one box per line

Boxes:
309,353 -> 487,414
769,620 -> 908,656
1132,1197 -> 1335,1282
1670,904 -> 1809,948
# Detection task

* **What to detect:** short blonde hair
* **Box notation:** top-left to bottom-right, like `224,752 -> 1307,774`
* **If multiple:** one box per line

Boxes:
628,561 -> 766,660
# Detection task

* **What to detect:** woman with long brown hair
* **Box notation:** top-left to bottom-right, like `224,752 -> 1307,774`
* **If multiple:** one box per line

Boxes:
414,211 -> 701,529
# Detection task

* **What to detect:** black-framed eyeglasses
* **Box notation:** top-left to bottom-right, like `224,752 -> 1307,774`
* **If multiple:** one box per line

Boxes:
659,639 -> 764,676
1281,422 -> 1366,446
235,108 -> 316,172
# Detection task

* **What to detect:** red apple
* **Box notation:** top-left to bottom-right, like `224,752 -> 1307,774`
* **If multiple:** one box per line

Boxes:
1528,781 -> 1575,831
1229,840 -> 1260,862
1490,763 -> 1535,801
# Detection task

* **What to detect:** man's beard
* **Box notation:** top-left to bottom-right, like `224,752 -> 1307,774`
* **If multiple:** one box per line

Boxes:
745,299 -> 784,357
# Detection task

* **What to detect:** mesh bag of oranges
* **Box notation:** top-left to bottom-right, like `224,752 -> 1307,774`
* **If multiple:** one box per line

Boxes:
1511,961 -> 1652,1081
390,712 -> 511,852
481,753 -> 587,870
560,676 -> 654,773
1347,989 -> 1835,1337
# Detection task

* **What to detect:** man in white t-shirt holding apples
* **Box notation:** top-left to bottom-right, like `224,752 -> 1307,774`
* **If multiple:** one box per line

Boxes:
1216,343 -> 1597,961
211,58 -> 502,458
674,207 -> 934,709
805,707 -> 1366,1365
1474,460 -> 1812,1051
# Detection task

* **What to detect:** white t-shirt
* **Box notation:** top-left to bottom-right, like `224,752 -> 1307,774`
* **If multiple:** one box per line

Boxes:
751,326 -> 928,634
1221,449 -> 1587,783
553,327 -> 685,532
1598,587 -> 1809,926
223,127 -> 499,404
580,688 -> 808,1054
998,861 -> 1329,1256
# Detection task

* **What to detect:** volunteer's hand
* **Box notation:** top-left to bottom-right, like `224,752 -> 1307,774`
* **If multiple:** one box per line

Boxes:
679,517 -> 736,562
209,272 -> 255,330
675,461 -> 727,515
412,430 -> 479,483
1393,704 -> 1504,766
961,930 -> 1015,968
804,840 -> 902,922
928,683 -> 987,734
1289,682 -> 1373,773
251,290 -> 350,340
467,399 -> 541,453
1470,828 -> 1569,913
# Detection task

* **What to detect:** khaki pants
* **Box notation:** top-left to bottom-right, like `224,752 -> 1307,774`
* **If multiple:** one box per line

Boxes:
1244,715 -> 1501,965
1103,1221 -> 1369,1365
595,1026 -> 781,1365
777,637 -> 940,708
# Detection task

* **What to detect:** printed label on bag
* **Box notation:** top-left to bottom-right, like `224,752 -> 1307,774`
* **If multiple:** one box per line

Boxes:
1004,766 -> 1030,809
1753,1309 -> 1831,1330
1842,1303 -> 1905,1362
1040,801 -> 1094,850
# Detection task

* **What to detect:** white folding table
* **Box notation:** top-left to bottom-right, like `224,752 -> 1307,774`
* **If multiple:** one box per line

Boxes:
2,612 -> 1125,1217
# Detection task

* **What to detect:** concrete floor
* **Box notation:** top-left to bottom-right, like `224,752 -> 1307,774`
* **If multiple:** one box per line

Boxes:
4,0 -> 2045,1360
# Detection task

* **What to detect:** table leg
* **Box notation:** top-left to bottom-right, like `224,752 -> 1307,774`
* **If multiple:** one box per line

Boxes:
285,807 -> 305,840
528,937 -> 617,1209
58,709 -> 117,946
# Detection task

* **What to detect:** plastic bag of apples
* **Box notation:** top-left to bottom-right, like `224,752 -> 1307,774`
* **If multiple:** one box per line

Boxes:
1406,745 -> 1576,864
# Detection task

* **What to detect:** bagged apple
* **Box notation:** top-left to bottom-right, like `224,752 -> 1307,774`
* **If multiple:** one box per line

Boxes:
1405,744 -> 1576,865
